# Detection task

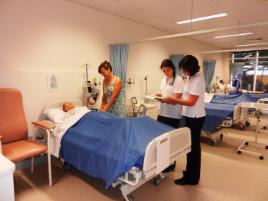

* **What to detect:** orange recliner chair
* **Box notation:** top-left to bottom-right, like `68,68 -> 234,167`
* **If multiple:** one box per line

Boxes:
0,88 -> 53,186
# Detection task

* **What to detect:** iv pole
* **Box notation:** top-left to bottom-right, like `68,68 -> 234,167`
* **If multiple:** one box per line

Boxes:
144,75 -> 148,95
86,63 -> 89,83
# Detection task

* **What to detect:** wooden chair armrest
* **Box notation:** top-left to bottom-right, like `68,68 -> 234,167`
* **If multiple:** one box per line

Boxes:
32,120 -> 56,130
0,135 -> 2,153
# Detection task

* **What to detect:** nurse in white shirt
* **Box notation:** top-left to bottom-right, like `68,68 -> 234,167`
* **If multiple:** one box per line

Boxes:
156,59 -> 184,172
162,55 -> 206,185
156,59 -> 184,128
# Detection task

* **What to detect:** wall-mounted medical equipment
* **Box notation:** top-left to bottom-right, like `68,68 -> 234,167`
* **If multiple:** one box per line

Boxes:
83,64 -> 100,106
129,97 -> 147,117
126,78 -> 135,85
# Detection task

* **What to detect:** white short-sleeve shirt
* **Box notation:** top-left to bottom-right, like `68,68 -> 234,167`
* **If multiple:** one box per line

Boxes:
182,72 -> 206,118
159,75 -> 184,119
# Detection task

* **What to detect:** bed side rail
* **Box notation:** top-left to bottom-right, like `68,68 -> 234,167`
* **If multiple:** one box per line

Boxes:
143,127 -> 191,179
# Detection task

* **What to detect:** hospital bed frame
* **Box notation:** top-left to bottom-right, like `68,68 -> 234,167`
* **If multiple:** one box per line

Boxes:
31,100 -> 84,185
112,127 -> 191,201
33,101 -> 191,200
237,102 -> 268,160
202,103 -> 245,146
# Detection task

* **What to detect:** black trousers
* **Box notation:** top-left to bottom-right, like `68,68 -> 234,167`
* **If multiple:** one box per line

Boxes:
157,115 -> 180,129
184,116 -> 205,182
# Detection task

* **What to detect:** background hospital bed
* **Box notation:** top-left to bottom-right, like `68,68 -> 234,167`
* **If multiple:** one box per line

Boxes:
35,101 -> 191,201
201,103 -> 241,145
236,102 -> 268,160
201,93 -> 268,145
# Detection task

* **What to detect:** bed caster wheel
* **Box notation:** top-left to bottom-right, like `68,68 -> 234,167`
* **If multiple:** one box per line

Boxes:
245,142 -> 249,146
263,126 -> 267,130
259,156 -> 264,160
237,150 -> 242,154
153,177 -> 161,185
239,125 -> 245,130
265,145 -> 268,149
123,195 -> 134,201
63,162 -> 71,170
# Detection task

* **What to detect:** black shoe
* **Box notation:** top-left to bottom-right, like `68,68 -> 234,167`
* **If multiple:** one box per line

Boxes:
174,177 -> 199,185
162,161 -> 176,173
174,177 -> 188,185
187,180 -> 199,185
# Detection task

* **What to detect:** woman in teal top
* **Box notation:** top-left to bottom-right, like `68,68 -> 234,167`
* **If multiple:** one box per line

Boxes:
98,61 -> 127,117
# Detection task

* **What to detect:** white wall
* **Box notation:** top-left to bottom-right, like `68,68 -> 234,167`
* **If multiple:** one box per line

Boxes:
223,52 -> 232,82
0,0 -> 166,133
126,38 -> 224,100
0,0 -> 224,135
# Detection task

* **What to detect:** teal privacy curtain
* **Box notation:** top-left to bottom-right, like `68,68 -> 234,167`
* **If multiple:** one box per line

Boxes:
203,60 -> 216,92
110,44 -> 129,87
230,63 -> 244,79
169,54 -> 184,77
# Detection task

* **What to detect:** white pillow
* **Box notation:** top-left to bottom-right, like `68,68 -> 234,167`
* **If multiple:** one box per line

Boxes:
64,106 -> 89,120
44,108 -> 66,123
65,108 -> 75,119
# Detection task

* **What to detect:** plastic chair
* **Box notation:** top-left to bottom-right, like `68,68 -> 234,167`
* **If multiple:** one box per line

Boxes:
0,88 -> 53,186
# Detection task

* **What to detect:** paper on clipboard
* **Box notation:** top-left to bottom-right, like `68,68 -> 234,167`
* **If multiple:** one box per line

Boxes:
144,95 -> 163,102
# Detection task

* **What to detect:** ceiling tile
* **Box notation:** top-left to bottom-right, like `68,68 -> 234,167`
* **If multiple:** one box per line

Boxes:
215,0 -> 265,12
190,18 -> 238,31
230,6 -> 268,24
119,0 -> 166,10
67,0 -> 117,9
67,0 -> 268,49
98,1 -> 140,17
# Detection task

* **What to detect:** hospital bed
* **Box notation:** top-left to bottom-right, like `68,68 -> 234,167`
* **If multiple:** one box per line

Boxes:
236,102 -> 268,160
201,93 -> 245,145
33,100 -> 191,201
201,93 -> 268,145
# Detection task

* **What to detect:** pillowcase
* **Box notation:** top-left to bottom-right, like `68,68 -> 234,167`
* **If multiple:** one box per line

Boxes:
44,108 -> 66,123
64,108 -> 75,119
63,106 -> 89,120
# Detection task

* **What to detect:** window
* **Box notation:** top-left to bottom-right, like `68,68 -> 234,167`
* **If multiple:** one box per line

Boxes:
231,49 -> 268,92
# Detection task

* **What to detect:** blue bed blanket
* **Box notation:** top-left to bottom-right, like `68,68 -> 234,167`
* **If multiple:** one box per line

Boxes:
203,103 -> 235,132
211,94 -> 259,105
60,112 -> 173,189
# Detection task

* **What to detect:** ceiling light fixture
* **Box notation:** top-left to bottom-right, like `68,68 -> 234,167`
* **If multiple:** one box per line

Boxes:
176,13 -> 227,25
214,32 -> 253,39
236,42 -> 268,47
199,46 -> 268,54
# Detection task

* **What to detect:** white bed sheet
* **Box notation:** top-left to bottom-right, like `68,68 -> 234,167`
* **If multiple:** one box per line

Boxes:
49,109 -> 90,157
204,92 -> 214,103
